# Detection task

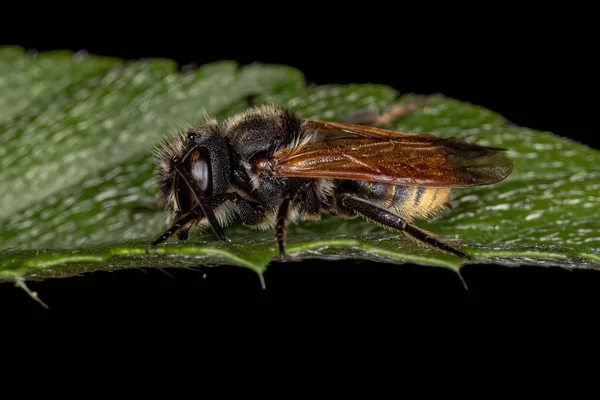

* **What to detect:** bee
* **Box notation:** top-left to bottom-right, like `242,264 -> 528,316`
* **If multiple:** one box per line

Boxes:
147,102 -> 513,261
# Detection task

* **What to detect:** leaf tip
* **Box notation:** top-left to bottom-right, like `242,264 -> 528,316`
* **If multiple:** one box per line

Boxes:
258,273 -> 266,290
14,277 -> 49,310
456,268 -> 470,291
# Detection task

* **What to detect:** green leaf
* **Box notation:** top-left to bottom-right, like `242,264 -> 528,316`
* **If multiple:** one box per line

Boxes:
1,46 -> 599,285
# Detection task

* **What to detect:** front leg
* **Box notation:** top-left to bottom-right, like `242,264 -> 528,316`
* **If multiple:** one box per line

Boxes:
148,206 -> 203,250
339,193 -> 470,260
148,192 -> 261,249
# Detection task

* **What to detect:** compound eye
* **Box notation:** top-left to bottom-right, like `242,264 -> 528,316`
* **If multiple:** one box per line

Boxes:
190,147 -> 213,196
173,146 -> 213,215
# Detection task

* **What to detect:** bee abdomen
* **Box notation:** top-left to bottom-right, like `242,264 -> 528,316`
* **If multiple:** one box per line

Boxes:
348,181 -> 391,204
341,180 -> 451,220
391,186 -> 451,220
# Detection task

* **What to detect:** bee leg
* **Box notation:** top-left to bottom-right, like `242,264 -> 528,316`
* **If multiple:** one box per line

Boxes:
340,109 -> 382,125
147,207 -> 203,251
274,183 -> 309,262
173,157 -> 229,242
341,95 -> 439,127
275,197 -> 293,262
131,197 -> 165,213
339,193 -> 471,261
147,193 -> 247,251
177,229 -> 190,241
212,193 -> 266,225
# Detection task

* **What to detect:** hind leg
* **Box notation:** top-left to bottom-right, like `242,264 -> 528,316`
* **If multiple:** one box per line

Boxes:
338,192 -> 470,260
341,94 -> 440,127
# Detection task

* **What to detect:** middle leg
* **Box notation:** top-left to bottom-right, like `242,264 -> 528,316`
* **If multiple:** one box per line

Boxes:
274,182 -> 311,261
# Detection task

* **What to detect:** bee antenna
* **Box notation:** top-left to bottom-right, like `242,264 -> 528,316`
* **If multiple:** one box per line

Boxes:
172,158 -> 230,242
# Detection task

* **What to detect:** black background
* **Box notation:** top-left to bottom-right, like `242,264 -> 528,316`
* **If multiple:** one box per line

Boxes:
1,17 -> 598,337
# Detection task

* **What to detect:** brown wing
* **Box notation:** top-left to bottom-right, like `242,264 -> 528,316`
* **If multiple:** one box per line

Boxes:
304,119 -> 440,141
261,122 -> 513,188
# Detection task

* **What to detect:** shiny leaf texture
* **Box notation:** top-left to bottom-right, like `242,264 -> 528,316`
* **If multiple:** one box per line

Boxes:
1,46 -> 599,284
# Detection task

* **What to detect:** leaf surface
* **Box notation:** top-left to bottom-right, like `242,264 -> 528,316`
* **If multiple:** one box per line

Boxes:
1,46 -> 599,282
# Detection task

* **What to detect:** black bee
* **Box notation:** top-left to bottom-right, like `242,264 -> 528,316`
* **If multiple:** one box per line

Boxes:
147,103 -> 513,261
